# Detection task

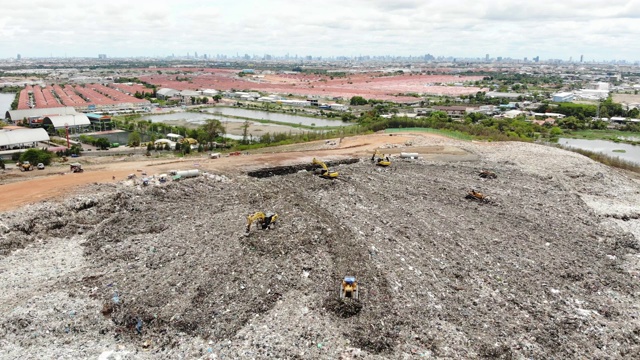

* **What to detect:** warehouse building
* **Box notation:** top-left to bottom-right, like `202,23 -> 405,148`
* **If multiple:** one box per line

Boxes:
42,114 -> 91,133
552,92 -> 574,102
5,107 -> 78,124
0,128 -> 50,150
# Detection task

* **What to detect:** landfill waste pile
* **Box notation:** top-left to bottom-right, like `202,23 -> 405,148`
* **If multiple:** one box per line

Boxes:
1,141 -> 640,359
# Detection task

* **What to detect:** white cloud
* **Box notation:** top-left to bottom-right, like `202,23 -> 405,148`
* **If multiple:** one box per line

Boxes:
0,0 -> 637,61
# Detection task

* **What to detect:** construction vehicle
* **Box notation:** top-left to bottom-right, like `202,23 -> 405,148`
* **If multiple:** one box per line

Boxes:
371,150 -> 391,167
312,158 -> 338,179
479,170 -> 497,179
17,161 -> 34,172
466,189 -> 487,202
70,163 -> 84,173
340,276 -> 359,300
246,212 -> 279,233
178,137 -> 199,149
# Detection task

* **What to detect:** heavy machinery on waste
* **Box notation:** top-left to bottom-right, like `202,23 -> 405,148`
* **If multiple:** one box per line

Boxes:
340,276 -> 359,300
312,158 -> 339,179
371,150 -> 391,167
17,161 -> 34,172
70,163 -> 84,173
479,170 -> 497,179
466,189 -> 487,202
246,212 -> 279,233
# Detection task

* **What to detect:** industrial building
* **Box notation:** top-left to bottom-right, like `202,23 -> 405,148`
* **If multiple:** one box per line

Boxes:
0,128 -> 50,150
5,107 -> 78,124
552,92 -> 574,102
156,88 -> 180,100
86,113 -> 113,131
42,114 -> 91,133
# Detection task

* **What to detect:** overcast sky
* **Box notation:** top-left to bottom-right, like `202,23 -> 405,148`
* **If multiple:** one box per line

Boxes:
1,0 -> 638,61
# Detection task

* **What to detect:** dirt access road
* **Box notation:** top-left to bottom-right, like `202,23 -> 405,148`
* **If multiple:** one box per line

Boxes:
0,133 -> 471,212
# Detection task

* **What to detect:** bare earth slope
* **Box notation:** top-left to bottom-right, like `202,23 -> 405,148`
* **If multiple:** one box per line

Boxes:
1,137 -> 640,359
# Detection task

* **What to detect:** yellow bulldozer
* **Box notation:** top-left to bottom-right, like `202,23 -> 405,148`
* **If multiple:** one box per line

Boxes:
246,212 -> 279,233
312,158 -> 338,179
371,150 -> 391,167
465,189 -> 488,202
340,276 -> 359,300
17,161 -> 34,172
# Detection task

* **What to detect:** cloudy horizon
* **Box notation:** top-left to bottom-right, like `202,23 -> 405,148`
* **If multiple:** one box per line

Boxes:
1,0 -> 638,61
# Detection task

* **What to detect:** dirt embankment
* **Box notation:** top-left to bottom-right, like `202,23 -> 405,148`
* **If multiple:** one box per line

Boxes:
1,135 -> 640,359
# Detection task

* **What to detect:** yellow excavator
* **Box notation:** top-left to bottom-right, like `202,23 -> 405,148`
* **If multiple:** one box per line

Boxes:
246,212 -> 279,233
340,276 -> 359,300
17,161 -> 34,172
312,158 -> 338,179
371,150 -> 391,167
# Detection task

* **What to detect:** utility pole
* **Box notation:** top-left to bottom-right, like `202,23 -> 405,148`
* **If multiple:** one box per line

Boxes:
64,123 -> 70,148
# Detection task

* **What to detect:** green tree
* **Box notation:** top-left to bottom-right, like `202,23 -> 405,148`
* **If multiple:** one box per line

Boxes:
350,96 -> 368,106
95,137 -> 110,150
128,131 -> 141,147
590,120 -> 608,130
241,120 -> 250,144
341,113 -> 356,122
550,127 -> 564,137
202,119 -> 225,146
20,148 -> 54,166
213,94 -> 222,102
10,90 -> 19,110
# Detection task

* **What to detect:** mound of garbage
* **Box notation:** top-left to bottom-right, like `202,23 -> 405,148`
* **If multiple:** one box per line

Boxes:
1,141 -> 640,359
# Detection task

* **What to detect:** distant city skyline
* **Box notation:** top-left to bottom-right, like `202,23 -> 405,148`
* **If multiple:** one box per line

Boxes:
1,0 -> 639,62
3,53 -> 635,65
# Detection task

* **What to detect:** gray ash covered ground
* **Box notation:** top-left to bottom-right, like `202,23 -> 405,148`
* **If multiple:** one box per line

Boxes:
1,141 -> 640,359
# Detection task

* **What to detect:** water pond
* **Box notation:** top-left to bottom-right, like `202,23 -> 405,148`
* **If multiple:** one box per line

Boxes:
0,93 -> 15,116
204,107 -> 349,127
559,138 -> 640,165
141,109 -> 347,128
